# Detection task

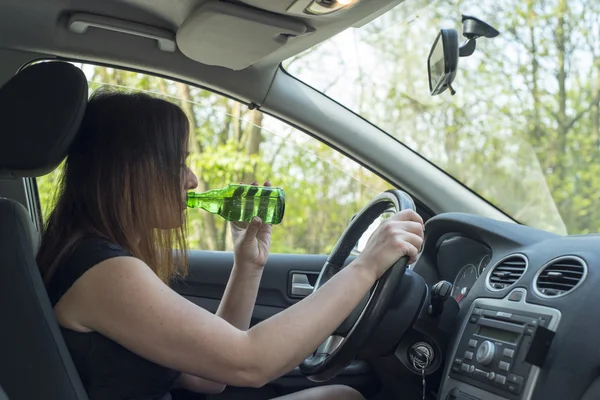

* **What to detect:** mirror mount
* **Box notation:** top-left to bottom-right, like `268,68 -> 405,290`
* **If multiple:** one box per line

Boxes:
458,15 -> 500,57
458,38 -> 476,58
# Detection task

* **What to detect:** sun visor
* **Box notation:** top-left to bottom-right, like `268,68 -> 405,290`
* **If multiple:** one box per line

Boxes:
177,2 -> 312,70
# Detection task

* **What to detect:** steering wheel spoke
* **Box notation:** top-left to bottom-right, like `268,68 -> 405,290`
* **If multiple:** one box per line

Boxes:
315,335 -> 345,357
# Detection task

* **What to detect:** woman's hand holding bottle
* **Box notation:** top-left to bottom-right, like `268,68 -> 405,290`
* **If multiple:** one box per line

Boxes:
230,180 -> 273,270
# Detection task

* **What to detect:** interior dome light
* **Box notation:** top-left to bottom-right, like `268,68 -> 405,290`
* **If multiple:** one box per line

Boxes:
305,0 -> 359,15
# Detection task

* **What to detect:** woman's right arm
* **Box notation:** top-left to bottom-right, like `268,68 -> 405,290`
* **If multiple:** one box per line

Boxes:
56,210 -> 423,388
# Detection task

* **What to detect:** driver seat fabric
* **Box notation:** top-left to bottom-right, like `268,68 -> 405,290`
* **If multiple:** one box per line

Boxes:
0,61 -> 89,400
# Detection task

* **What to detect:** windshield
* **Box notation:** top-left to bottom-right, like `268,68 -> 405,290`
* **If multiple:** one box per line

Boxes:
285,0 -> 600,235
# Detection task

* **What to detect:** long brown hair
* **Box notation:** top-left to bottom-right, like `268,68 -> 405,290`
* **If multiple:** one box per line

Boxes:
37,88 -> 189,284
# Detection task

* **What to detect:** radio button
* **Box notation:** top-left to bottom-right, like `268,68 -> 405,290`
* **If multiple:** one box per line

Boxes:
454,358 -> 462,365
525,326 -> 536,336
503,348 -> 515,358
468,339 -> 478,348
464,351 -> 474,360
473,369 -> 488,379
496,311 -> 513,318
507,383 -> 520,394
476,341 -> 496,366
499,361 -> 511,371
473,369 -> 496,381
495,374 -> 507,385
451,365 -> 460,373
508,374 -> 524,385
461,363 -> 470,373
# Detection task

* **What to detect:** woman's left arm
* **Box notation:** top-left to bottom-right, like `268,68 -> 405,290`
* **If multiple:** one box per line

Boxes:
216,180 -> 273,330
215,257 -> 266,330
180,181 -> 272,393
178,238 -> 266,394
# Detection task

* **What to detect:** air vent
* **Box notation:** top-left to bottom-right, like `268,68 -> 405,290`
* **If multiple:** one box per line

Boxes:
534,256 -> 587,298
486,255 -> 527,291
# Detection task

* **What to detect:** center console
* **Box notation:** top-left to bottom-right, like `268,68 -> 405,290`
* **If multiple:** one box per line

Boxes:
438,289 -> 561,400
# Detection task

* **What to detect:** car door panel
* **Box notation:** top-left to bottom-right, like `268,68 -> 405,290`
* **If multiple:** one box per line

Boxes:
171,250 -> 380,399
173,252 -> 328,311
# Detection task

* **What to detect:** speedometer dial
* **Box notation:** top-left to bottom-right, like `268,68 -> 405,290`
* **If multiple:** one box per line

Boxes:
478,255 -> 491,275
451,264 -> 478,302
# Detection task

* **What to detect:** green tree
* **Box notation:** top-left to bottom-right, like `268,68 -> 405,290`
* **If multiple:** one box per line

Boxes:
287,0 -> 600,235
36,64 -> 392,254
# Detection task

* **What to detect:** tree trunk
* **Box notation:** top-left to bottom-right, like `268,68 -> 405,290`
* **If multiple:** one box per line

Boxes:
219,98 -> 232,145
554,0 -> 571,221
232,101 -> 242,144
593,57 -> 600,148
158,79 -> 168,96
246,111 -> 263,155
176,82 -> 201,153
556,0 -> 568,137
242,110 -> 263,183
527,0 -> 542,149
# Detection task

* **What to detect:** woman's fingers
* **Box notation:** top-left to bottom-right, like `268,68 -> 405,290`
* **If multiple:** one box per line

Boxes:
395,220 -> 424,238
392,209 -> 424,225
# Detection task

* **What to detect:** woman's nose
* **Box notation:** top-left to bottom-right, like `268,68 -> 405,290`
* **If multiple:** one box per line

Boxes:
187,168 -> 199,190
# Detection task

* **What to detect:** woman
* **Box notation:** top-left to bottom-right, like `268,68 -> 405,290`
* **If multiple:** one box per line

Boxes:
37,90 -> 424,400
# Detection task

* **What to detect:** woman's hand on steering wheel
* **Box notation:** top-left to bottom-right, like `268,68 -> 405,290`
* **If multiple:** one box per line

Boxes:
356,209 -> 424,279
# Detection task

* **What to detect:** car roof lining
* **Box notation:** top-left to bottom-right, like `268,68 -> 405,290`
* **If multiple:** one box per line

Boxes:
0,0 -> 406,103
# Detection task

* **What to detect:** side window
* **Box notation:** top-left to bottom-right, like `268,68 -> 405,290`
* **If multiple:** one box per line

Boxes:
36,63 -> 393,254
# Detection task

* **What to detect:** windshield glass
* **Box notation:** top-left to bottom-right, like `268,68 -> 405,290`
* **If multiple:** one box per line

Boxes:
285,0 -> 600,235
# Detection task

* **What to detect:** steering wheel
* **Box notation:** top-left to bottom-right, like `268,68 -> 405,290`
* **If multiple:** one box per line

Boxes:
299,190 -> 416,382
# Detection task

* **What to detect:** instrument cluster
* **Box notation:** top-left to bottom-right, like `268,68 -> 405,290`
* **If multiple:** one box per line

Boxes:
450,254 -> 491,303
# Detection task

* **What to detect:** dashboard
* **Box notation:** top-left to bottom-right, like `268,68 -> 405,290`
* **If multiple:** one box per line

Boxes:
410,212 -> 600,400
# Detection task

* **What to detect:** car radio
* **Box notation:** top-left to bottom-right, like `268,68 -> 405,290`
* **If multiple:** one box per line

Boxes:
449,305 -> 551,399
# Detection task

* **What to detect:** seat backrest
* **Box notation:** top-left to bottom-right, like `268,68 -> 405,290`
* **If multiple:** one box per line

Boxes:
0,61 -> 89,400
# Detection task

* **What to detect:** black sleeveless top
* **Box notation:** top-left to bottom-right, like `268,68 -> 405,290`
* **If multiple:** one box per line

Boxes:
47,238 -> 183,400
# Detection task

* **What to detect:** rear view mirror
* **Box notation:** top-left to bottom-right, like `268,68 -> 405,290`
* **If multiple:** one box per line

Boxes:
427,15 -> 500,96
427,29 -> 459,96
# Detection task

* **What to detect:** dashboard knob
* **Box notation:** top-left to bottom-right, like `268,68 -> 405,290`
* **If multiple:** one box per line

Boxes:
447,388 -> 460,400
476,340 -> 496,365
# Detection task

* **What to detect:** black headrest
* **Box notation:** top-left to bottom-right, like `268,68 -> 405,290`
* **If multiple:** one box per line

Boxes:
0,62 -> 88,178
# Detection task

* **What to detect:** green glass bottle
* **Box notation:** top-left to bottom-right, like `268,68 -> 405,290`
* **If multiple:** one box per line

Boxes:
186,184 -> 285,225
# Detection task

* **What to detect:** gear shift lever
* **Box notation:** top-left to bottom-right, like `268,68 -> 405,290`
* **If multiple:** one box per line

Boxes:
428,280 -> 452,318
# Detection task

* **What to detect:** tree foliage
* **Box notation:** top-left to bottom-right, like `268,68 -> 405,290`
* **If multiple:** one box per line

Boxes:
36,65 -> 391,254
287,0 -> 600,235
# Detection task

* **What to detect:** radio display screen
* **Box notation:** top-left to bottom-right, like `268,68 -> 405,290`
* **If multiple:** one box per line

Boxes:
477,325 -> 520,343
